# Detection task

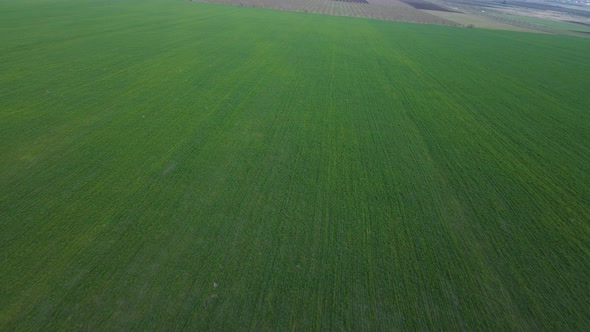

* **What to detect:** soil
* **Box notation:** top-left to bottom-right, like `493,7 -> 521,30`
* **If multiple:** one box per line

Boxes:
333,0 -> 368,3
401,0 -> 460,12
567,20 -> 590,27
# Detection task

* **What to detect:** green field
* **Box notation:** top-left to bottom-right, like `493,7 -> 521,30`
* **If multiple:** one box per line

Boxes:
1,0 -> 589,329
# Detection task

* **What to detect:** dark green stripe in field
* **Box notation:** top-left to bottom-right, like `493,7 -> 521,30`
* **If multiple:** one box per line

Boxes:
1,0 -> 589,329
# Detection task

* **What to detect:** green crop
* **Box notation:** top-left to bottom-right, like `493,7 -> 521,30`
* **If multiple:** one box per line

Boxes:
1,0 -> 589,330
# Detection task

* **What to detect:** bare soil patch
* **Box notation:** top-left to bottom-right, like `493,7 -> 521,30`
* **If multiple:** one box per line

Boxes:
423,9 -> 538,32
400,0 -> 459,12
333,0 -> 368,3
192,0 -> 459,26
567,20 -> 590,27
